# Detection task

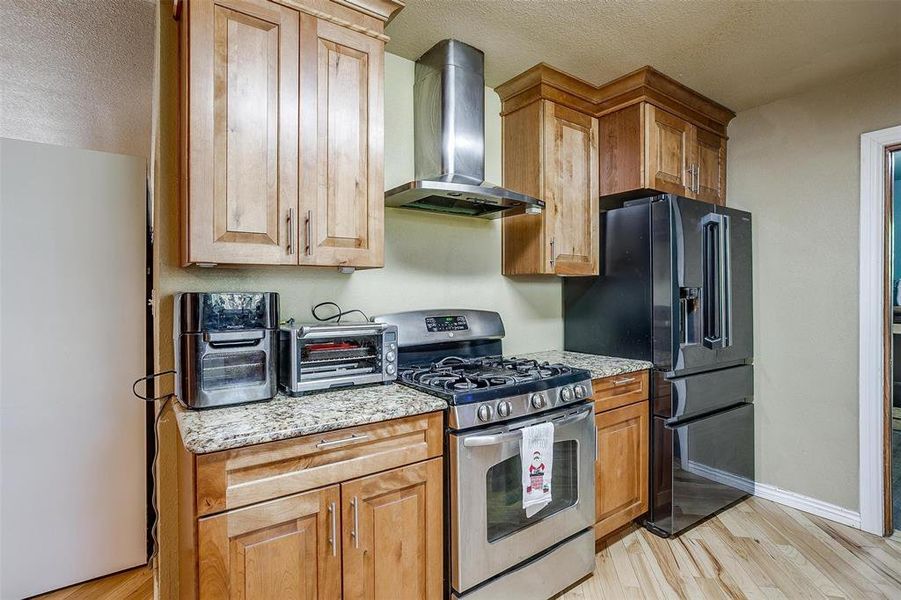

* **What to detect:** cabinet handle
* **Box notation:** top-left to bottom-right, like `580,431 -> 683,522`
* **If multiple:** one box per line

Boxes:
304,210 -> 312,256
549,238 -> 556,269
286,208 -> 295,255
328,501 -> 337,557
315,433 -> 370,449
613,376 -> 636,386
695,163 -> 701,193
350,496 -> 359,549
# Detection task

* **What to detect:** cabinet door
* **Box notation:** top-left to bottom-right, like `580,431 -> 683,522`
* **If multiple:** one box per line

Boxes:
693,128 -> 727,205
198,485 -> 341,599
299,16 -> 384,268
543,102 -> 599,276
643,104 -> 692,197
341,458 -> 443,600
186,0 -> 299,265
595,401 -> 649,540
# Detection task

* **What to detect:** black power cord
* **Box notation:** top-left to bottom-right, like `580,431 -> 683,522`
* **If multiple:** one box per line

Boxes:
131,369 -> 176,564
311,301 -> 369,323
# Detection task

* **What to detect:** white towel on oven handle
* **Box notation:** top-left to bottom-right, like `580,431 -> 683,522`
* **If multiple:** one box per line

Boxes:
520,421 -> 554,518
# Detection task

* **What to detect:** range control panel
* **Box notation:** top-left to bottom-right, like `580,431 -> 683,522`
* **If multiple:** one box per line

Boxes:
425,315 -> 468,332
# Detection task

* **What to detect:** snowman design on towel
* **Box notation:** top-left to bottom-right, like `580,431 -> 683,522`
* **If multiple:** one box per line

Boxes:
527,451 -> 548,494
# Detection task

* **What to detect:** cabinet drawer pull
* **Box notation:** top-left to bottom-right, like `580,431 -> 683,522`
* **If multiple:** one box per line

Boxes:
328,501 -> 337,556
315,433 -> 370,449
350,496 -> 359,548
613,376 -> 636,386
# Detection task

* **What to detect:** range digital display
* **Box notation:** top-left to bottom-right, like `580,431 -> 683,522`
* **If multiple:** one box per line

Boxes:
425,315 -> 468,332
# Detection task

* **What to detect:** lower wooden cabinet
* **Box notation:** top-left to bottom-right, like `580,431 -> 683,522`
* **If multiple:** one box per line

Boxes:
198,485 -> 342,599
592,372 -> 650,540
171,412 -> 445,599
194,459 -> 443,599
341,459 -> 443,600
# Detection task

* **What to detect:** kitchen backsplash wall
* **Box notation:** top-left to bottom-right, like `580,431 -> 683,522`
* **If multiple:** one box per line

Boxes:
155,46 -> 563,375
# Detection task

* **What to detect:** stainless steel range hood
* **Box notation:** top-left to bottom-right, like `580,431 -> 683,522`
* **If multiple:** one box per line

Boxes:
385,40 -> 544,219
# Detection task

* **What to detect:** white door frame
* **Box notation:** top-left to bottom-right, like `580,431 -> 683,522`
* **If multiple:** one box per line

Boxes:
859,124 -> 901,535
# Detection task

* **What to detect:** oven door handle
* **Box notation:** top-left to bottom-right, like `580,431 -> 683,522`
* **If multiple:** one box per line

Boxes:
462,407 -> 592,447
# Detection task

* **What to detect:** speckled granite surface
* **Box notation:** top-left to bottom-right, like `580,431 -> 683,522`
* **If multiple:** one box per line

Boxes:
516,350 -> 653,380
173,384 -> 447,454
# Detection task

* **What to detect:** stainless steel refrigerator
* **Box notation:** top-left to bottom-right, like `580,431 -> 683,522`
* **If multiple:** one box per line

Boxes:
564,194 -> 754,537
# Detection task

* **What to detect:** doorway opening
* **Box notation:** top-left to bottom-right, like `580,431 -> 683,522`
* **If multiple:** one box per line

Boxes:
889,148 -> 901,533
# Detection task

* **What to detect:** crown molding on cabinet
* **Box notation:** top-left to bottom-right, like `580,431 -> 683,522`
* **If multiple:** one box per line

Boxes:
497,64 -> 736,137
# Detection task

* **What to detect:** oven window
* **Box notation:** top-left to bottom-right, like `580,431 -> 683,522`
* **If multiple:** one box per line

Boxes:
201,351 -> 266,390
485,440 -> 579,543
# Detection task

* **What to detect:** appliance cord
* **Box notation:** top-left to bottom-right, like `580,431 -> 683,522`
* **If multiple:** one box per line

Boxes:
131,370 -> 176,564
311,301 -> 369,323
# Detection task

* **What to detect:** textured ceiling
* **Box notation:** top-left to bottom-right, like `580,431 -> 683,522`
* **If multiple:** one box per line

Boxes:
386,0 -> 901,112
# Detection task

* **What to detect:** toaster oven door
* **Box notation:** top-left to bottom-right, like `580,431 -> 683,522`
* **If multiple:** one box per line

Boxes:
181,330 -> 277,408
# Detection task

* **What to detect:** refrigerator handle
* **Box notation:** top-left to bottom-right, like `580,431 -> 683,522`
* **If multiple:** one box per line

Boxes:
701,213 -> 726,350
720,214 -> 733,348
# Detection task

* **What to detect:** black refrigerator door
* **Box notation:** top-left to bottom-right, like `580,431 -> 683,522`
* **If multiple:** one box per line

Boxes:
715,205 -> 753,368
647,402 -> 754,537
653,196 -> 752,376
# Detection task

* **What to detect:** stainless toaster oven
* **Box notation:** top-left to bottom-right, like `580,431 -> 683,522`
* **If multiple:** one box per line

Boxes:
174,292 -> 279,409
278,322 -> 398,395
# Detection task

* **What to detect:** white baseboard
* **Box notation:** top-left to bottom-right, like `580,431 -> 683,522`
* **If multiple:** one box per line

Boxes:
686,461 -> 861,529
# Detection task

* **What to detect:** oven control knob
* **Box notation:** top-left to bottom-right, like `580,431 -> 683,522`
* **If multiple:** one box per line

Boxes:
574,384 -> 586,399
477,404 -> 493,422
386,350 -> 396,362
530,393 -> 546,409
497,401 -> 512,418
560,386 -> 574,402
386,364 -> 396,375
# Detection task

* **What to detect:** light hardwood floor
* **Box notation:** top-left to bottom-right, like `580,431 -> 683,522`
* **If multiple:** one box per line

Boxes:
33,497 -> 901,599
33,565 -> 152,600
564,497 -> 901,599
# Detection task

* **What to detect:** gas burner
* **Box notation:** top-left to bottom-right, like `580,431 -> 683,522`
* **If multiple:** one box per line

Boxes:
398,355 -> 586,405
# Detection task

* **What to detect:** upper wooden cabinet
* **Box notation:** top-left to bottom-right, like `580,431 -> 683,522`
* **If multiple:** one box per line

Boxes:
499,96 -> 600,276
498,65 -> 735,232
178,0 -> 399,267
601,102 -> 729,205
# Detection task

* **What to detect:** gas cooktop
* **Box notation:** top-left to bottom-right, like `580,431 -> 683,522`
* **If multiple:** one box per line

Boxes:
399,356 -> 593,405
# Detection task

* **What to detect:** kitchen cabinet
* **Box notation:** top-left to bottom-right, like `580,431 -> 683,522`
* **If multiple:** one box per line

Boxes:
198,486 -> 342,599
341,460 -> 443,599
171,411 -> 444,599
178,0 -> 397,267
600,103 -> 728,205
591,371 -> 650,540
498,65 -> 734,222
498,98 -> 599,276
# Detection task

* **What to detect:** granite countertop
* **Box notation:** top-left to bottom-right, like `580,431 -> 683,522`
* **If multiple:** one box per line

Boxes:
517,350 -> 653,380
173,384 -> 447,454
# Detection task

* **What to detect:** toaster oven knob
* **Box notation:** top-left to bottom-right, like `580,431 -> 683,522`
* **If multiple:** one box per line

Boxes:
386,364 -> 396,375
477,404 -> 493,422
497,401 -> 512,418
560,386 -> 574,403
530,393 -> 546,409
386,350 -> 396,362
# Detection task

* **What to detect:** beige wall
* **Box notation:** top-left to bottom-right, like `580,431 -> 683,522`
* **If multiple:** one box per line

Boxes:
154,19 -> 563,374
727,62 -> 901,510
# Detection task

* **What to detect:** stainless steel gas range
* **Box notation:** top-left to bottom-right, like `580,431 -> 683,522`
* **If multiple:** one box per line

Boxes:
373,309 -> 596,600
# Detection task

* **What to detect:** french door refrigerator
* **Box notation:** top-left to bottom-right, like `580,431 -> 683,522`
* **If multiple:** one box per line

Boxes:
563,194 -> 754,537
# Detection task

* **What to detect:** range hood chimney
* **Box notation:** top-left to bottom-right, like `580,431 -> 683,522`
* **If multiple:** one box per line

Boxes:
384,39 -> 544,218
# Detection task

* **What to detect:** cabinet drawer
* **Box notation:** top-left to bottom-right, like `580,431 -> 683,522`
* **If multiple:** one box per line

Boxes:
195,412 -> 443,516
592,370 -> 649,413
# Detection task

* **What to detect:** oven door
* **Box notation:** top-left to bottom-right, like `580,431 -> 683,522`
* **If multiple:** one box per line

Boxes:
449,402 -> 596,594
